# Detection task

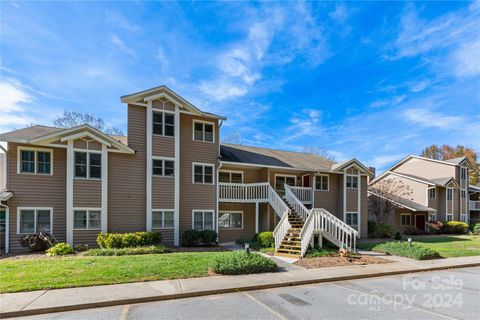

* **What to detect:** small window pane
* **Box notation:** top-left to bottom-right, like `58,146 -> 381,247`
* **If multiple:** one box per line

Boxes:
164,114 -> 174,137
231,173 -> 242,183
88,211 -> 101,229
74,211 -> 87,229
204,166 -> 213,184
164,161 -> 174,177
37,152 -> 51,174
286,177 -> 296,186
275,177 -> 285,190
193,212 -> 203,230
90,165 -> 101,179
21,150 -> 35,173
164,211 -> 174,228
37,210 -> 51,232
231,213 -> 242,228
75,152 -> 87,178
204,212 -> 213,230
153,112 -> 163,135
219,213 -> 230,228
219,172 -> 230,183
89,153 -> 101,166
153,123 -> 163,135
194,165 -> 203,183
20,210 -> 35,233
194,123 -> 204,141
204,124 -> 213,142
153,160 -> 163,176
75,152 -> 87,165
152,211 -> 163,229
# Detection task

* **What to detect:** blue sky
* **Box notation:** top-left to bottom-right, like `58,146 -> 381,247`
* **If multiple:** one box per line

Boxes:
1,1 -> 479,173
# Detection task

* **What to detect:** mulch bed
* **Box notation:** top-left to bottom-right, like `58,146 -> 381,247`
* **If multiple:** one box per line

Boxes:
295,255 -> 391,269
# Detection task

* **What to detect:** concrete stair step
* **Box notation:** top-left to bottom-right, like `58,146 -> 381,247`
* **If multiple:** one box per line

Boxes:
274,252 -> 300,259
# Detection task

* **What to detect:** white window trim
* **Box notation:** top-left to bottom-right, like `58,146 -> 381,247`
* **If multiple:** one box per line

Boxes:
219,170 -> 244,183
152,110 -> 175,138
17,147 -> 54,175
192,162 -> 215,185
428,187 -> 436,199
152,156 -> 175,178
192,119 -> 215,143
73,149 -> 102,180
460,214 -> 468,223
446,213 -> 454,222
274,174 -> 297,189
219,211 -> 244,230
345,174 -> 359,189
429,213 -> 437,222
191,209 -> 215,230
400,213 -> 412,226
17,207 -> 53,234
152,209 -> 175,229
314,174 -> 329,191
345,212 -> 359,227
73,208 -> 102,230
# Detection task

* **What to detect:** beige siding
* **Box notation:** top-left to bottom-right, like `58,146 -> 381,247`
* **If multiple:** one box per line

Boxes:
152,178 -> 174,208
179,113 -> 219,236
107,105 -> 146,233
346,188 -> 358,212
152,99 -> 175,111
152,136 -> 175,157
220,165 -> 262,183
337,175 -> 344,221
380,173 -> 429,206
218,203 -> 256,242
6,143 -> 67,252
73,180 -> 101,207
393,158 -> 456,180
0,153 -> 4,189
313,173 -> 340,216
152,228 -> 174,244
73,230 -> 99,248
427,187 -> 439,211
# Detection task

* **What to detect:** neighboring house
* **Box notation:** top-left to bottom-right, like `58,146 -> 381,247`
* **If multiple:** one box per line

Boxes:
369,155 -> 472,232
0,86 -> 370,256
470,185 -> 480,223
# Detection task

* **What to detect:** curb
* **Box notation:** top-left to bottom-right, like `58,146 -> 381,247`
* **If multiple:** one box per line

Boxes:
2,262 -> 479,318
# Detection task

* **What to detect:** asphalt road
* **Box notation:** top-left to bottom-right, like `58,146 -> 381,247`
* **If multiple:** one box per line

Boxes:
18,267 -> 480,320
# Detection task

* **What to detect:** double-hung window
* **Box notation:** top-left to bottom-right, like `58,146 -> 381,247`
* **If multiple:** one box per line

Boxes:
219,171 -> 243,183
219,212 -> 243,229
428,188 -> 436,199
346,175 -> 358,188
153,111 -> 175,137
193,121 -> 214,142
19,148 -> 52,174
18,208 -> 52,234
74,210 -> 101,230
346,212 -> 358,227
447,188 -> 453,201
275,175 -> 296,192
401,213 -> 411,226
152,210 -> 174,229
74,152 -> 101,179
152,159 -> 175,177
193,163 -> 214,184
315,175 -> 329,191
193,210 -> 214,230
461,190 -> 466,199
461,167 -> 467,181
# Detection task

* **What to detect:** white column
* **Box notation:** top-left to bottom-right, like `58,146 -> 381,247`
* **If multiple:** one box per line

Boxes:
101,144 -> 108,233
357,173 -> 361,238
66,140 -> 74,245
146,101 -> 153,232
174,105 -> 180,246
255,202 -> 259,233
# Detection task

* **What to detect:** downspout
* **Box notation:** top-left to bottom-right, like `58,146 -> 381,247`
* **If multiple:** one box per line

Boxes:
216,119 -> 224,243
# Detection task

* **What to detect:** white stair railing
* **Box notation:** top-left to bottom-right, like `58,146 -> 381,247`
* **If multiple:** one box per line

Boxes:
273,209 -> 291,249
310,208 -> 358,252
284,184 -> 309,221
289,186 -> 312,204
299,211 -> 315,256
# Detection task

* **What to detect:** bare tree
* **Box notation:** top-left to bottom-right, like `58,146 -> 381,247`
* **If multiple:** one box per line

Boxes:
368,179 -> 413,224
222,132 -> 242,144
53,111 -> 124,135
302,146 -> 336,161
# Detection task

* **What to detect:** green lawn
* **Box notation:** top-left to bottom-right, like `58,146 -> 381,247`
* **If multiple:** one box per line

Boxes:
0,252 -> 224,293
357,235 -> 480,258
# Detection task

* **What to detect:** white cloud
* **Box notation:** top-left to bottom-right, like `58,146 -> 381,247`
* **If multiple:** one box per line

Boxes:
453,40 -> 480,77
0,79 -> 31,112
105,11 -> 139,33
402,108 -> 463,129
198,81 -> 248,101
111,35 -> 134,56
329,4 -> 349,24
370,95 -> 406,108
408,80 -> 430,93
284,108 -> 325,142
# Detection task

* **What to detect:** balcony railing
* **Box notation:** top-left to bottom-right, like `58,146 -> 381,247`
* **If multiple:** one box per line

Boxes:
289,186 -> 313,204
470,201 -> 480,210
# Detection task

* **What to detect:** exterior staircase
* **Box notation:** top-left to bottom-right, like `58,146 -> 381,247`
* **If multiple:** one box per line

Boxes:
275,208 -> 305,258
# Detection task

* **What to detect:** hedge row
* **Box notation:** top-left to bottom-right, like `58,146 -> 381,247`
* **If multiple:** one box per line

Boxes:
372,241 -> 440,260
97,232 -> 162,249
83,245 -> 170,256
209,251 -> 278,275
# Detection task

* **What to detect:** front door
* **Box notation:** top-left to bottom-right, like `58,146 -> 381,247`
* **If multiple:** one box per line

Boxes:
415,214 -> 426,231
302,175 -> 310,188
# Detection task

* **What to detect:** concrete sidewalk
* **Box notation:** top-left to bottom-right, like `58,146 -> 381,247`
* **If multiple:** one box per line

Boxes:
1,256 -> 479,318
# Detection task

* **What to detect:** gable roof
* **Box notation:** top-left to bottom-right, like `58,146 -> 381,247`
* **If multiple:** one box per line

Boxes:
0,125 -> 134,154
220,144 -> 371,174
120,85 -> 226,120
368,190 -> 436,212
372,171 -> 460,188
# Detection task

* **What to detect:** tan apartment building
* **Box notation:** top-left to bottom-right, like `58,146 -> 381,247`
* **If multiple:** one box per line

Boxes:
369,155 -> 473,232
0,86 -> 370,256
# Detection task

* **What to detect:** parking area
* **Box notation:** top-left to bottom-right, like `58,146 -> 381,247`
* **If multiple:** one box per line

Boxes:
17,267 -> 480,320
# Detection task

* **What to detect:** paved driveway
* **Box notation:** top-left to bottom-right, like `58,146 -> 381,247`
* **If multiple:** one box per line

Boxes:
17,267 -> 480,320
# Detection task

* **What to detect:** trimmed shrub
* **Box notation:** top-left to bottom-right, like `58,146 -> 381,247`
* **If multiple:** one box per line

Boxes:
372,241 -> 440,260
403,226 -> 427,236
305,246 -> 337,258
83,245 -> 170,256
256,232 -> 274,248
75,244 -> 89,252
200,230 -> 217,244
444,221 -> 469,234
209,251 -> 278,275
96,232 -> 162,249
182,230 -> 201,247
473,223 -> 480,235
46,242 -> 74,256
375,223 -> 394,238
394,232 -> 402,240
368,220 -> 378,237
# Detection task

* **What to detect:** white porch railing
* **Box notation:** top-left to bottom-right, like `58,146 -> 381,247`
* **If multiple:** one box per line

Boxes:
289,186 -> 312,204
470,201 -> 480,210
284,184 -> 309,221
273,211 -> 291,249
